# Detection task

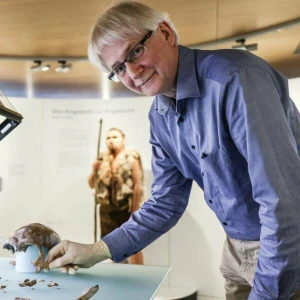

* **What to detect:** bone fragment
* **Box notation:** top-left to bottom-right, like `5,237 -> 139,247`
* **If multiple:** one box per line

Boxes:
18,279 -> 37,287
47,281 -> 59,287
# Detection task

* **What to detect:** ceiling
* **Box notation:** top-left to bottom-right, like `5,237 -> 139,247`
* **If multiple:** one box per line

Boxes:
0,0 -> 299,99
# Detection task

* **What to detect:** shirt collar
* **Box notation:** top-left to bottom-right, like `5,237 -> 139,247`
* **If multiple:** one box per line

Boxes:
176,45 -> 201,100
155,94 -> 172,115
155,45 -> 201,115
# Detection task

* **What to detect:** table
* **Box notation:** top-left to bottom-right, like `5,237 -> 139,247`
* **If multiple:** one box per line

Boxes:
0,258 -> 170,299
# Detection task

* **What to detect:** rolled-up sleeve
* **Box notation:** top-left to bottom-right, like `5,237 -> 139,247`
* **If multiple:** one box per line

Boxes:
103,126 -> 192,262
225,67 -> 300,299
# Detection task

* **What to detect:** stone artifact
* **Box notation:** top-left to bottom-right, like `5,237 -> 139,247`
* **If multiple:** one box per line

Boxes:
76,285 -> 99,300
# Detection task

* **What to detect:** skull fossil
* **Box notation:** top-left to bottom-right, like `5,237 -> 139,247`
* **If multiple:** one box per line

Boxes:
3,223 -> 61,272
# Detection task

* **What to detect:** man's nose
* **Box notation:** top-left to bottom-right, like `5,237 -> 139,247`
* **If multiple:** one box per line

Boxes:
125,62 -> 143,79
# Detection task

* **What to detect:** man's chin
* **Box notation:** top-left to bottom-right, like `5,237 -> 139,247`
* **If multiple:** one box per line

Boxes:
133,90 -> 157,97
144,91 -> 158,96
139,83 -> 162,96
141,85 -> 163,97
130,89 -> 145,95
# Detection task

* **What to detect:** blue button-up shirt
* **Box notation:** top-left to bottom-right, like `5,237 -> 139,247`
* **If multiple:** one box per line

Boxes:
103,45 -> 300,299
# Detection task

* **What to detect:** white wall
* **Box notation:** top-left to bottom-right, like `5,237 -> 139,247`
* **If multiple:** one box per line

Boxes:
0,99 -> 43,255
1,78 -> 300,299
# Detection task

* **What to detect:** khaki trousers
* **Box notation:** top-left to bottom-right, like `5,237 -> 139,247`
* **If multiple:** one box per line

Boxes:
220,235 -> 300,299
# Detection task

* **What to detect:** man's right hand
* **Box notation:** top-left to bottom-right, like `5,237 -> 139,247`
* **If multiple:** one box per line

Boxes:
46,240 -> 112,274
88,160 -> 102,188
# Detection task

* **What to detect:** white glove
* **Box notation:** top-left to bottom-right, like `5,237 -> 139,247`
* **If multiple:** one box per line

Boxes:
46,240 -> 112,274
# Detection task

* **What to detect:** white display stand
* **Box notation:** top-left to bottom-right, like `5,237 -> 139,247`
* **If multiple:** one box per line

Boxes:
15,246 -> 48,273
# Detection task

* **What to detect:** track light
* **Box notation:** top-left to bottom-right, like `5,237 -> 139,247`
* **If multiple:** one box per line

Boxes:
30,60 -> 50,72
55,60 -> 72,73
232,38 -> 258,52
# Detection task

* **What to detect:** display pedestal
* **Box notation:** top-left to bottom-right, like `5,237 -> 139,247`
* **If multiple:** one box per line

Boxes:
154,286 -> 198,300
15,246 -> 48,273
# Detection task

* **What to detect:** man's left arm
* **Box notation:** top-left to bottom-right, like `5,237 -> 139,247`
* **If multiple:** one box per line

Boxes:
131,155 -> 143,212
225,66 -> 300,299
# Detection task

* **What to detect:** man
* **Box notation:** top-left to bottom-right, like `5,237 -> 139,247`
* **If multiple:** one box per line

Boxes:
87,127 -> 143,264
47,2 -> 300,299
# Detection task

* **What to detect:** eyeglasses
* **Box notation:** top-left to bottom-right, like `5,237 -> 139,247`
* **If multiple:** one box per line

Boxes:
108,31 -> 152,82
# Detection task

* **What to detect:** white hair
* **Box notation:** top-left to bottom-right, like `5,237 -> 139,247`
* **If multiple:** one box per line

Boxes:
88,1 -> 179,72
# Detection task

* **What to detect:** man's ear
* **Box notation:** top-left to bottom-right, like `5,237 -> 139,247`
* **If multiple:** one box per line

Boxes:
157,21 -> 176,46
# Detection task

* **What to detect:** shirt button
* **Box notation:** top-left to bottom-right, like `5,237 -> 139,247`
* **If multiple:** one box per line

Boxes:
201,172 -> 204,176
222,222 -> 228,226
191,145 -> 196,150
179,116 -> 184,122
209,199 -> 213,203
123,254 -> 127,257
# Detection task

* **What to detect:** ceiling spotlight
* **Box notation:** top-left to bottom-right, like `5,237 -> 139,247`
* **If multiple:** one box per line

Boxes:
30,60 -> 50,72
55,60 -> 72,73
232,38 -> 258,52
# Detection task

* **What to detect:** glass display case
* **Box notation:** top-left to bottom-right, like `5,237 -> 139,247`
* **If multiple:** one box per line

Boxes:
0,89 -> 23,141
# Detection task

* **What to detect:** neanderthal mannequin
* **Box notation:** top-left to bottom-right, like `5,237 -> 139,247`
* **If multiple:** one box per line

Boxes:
88,128 -> 143,264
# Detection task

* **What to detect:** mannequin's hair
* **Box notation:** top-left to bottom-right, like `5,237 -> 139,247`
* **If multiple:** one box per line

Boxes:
107,127 -> 125,138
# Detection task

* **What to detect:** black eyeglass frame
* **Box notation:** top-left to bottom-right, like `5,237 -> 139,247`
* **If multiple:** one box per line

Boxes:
108,31 -> 153,81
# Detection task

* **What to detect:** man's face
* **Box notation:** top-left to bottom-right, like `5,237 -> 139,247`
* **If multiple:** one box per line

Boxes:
106,130 -> 125,154
102,22 -> 179,98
